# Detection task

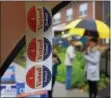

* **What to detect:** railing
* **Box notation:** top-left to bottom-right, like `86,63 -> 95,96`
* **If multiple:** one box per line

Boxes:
100,48 -> 110,77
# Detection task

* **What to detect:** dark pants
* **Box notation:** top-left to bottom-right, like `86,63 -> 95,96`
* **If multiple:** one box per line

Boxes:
88,81 -> 98,98
48,76 -> 56,98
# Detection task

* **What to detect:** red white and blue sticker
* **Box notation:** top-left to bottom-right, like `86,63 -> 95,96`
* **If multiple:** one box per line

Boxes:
27,6 -> 36,32
26,65 -> 51,89
27,37 -> 51,62
27,6 -> 52,32
27,38 -> 37,62
42,66 -> 51,87
43,7 -> 52,32
43,37 -> 52,61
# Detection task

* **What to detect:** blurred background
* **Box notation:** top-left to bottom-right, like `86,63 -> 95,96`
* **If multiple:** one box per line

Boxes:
0,1 -> 110,98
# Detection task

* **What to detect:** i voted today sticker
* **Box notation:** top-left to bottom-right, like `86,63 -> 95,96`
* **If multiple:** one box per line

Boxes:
26,65 -> 51,89
27,37 -> 51,62
43,7 -> 52,32
27,6 -> 52,33
43,37 -> 52,61
27,6 -> 36,32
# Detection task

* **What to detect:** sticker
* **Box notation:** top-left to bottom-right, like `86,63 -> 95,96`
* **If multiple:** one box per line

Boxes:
36,39 -> 44,61
27,38 -> 37,62
26,66 -> 35,89
27,38 -> 44,62
27,6 -> 51,32
27,6 -> 36,32
37,7 -> 44,31
27,37 -> 51,62
26,65 -> 51,89
43,37 -> 52,61
43,66 -> 51,87
43,7 -> 52,32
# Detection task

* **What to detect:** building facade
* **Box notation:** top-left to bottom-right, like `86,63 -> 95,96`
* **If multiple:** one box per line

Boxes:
52,1 -> 104,36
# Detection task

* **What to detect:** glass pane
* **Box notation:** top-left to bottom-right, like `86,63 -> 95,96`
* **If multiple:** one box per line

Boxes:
53,18 -> 61,24
66,8 -> 73,15
80,11 -> 83,16
67,15 -> 73,21
84,10 -> 87,15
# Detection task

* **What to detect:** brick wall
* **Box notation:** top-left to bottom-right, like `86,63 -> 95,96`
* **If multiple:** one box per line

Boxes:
53,1 -> 104,25
56,1 -> 94,25
95,1 -> 103,21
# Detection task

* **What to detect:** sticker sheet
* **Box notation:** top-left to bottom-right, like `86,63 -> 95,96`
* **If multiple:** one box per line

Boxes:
25,2 -> 52,93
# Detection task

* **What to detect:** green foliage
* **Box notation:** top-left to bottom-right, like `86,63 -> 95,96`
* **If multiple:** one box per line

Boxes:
98,81 -> 106,90
56,53 -> 66,83
56,49 -> 86,88
83,84 -> 89,92
53,45 -> 67,54
15,46 -> 26,68
17,45 -> 26,58
105,77 -> 110,83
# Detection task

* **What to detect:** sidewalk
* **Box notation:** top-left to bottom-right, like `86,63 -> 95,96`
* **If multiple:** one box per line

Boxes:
98,84 -> 110,98
53,82 -> 110,98
53,82 -> 89,97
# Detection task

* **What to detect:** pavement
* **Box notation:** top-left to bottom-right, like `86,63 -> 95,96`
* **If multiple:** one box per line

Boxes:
53,82 -> 89,97
53,82 -> 110,98
98,84 -> 110,98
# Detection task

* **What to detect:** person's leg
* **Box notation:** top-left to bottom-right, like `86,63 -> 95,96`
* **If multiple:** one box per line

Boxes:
66,66 -> 69,89
93,81 -> 98,98
66,66 -> 72,89
88,81 -> 93,98
48,76 -> 56,98
52,76 -> 56,88
48,90 -> 52,98
51,76 -> 56,98
69,66 -> 72,89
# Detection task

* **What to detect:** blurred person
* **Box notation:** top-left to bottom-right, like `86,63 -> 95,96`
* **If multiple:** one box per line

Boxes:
48,52 -> 61,98
84,38 -> 101,98
65,37 -> 76,90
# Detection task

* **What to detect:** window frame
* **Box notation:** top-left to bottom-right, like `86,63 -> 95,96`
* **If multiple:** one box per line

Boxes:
53,12 -> 61,25
66,8 -> 73,21
79,3 -> 88,17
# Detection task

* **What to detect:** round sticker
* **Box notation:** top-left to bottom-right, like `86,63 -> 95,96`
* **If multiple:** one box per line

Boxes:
26,66 -> 35,89
43,37 -> 52,61
27,37 -> 51,62
43,66 -> 52,87
26,65 -> 51,89
27,38 -> 36,62
27,6 -> 36,32
27,6 -> 52,32
43,7 -> 52,32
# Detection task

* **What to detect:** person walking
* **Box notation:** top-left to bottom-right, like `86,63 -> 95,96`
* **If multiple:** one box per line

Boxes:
48,52 -> 61,98
84,38 -> 101,98
65,37 -> 76,90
